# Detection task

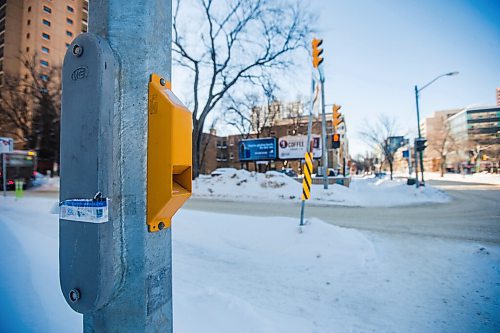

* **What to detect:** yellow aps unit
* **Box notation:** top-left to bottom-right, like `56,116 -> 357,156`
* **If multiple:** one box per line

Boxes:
147,74 -> 192,232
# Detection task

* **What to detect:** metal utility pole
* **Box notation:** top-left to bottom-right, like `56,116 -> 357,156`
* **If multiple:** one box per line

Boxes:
299,78 -> 317,226
2,153 -> 6,197
61,1 -> 175,332
414,85 -> 425,187
414,71 -> 459,188
320,75 -> 328,189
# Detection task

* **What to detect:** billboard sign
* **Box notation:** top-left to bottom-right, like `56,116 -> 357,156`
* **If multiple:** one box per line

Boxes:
238,138 -> 277,161
0,137 -> 14,154
278,135 -> 322,159
388,136 -> 407,154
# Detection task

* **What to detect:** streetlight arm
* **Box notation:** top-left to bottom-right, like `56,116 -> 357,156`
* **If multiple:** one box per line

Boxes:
418,74 -> 447,92
417,71 -> 459,92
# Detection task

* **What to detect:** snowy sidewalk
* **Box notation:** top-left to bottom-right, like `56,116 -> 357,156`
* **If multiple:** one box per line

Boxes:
1,197 -> 499,332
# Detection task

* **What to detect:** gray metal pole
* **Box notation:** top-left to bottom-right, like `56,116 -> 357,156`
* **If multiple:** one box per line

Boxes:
320,77 -> 328,189
414,141 -> 419,188
415,85 -> 425,186
84,1 -> 173,332
2,153 -> 6,196
408,144 -> 412,177
300,77 -> 316,226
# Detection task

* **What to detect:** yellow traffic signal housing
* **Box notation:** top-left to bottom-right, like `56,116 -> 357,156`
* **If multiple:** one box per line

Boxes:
147,74 -> 192,233
312,38 -> 324,68
332,104 -> 342,127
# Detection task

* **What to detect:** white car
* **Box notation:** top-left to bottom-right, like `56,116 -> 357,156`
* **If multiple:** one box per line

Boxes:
210,168 -> 237,177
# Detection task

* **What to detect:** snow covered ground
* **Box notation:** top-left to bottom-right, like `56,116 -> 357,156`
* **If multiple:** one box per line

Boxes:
1,196 -> 499,332
193,169 -> 450,207
425,172 -> 500,185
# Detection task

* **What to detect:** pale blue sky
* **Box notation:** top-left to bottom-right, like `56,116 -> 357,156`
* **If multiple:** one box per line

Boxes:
172,0 -> 500,157
299,0 -> 500,156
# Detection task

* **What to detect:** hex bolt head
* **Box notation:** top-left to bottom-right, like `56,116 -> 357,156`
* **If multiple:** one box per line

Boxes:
69,289 -> 81,302
72,44 -> 84,57
158,222 -> 165,230
159,78 -> 166,86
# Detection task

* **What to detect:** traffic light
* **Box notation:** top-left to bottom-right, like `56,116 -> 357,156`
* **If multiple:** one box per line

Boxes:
312,38 -> 324,68
332,133 -> 341,149
332,104 -> 342,128
415,137 -> 427,152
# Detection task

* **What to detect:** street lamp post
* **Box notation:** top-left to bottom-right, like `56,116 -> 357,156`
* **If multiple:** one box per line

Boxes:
414,71 -> 458,188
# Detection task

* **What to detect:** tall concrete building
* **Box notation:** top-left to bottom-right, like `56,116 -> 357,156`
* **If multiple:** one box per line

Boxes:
420,109 -> 462,171
0,0 -> 88,85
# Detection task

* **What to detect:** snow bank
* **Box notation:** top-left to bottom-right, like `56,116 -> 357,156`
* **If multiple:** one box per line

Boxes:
31,175 -> 60,192
194,169 -> 450,207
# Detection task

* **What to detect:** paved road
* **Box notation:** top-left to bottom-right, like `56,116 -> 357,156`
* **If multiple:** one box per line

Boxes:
183,179 -> 500,244
18,179 -> 500,243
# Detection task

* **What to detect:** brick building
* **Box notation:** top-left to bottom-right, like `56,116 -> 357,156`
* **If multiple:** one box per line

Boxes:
199,115 -> 345,175
0,0 -> 88,85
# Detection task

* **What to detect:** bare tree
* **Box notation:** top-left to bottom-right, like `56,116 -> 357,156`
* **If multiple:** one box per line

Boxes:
0,54 -> 61,172
173,0 -> 313,177
224,93 -> 258,140
360,115 -> 399,180
429,122 -> 456,177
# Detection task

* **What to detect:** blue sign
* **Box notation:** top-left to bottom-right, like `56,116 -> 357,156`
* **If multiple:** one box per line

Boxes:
402,150 -> 409,158
239,138 -> 277,161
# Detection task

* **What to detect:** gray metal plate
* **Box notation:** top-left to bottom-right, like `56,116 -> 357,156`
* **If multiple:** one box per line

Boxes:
59,33 -> 116,313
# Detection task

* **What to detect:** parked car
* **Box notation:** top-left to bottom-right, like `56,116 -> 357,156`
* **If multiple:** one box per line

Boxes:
210,168 -> 237,177
278,168 -> 298,178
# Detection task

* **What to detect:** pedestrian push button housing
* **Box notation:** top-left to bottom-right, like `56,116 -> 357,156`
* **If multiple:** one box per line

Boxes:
147,74 -> 192,232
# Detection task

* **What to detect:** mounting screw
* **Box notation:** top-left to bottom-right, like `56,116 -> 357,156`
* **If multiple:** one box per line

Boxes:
69,289 -> 81,302
159,78 -> 166,86
158,221 -> 165,230
72,44 -> 84,57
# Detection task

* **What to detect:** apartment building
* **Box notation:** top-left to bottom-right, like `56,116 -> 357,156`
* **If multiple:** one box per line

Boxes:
0,0 -> 88,85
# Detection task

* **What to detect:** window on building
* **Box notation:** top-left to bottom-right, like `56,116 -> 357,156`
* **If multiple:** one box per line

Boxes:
26,47 -> 30,52
43,6 -> 51,14
42,19 -> 51,27
41,46 -> 49,53
229,153 -> 234,160
27,19 -> 31,25
28,6 -> 32,12
67,5 -> 74,13
66,30 -> 73,37
26,33 -> 30,39
42,33 -> 50,40
40,60 -> 49,67
66,18 -> 74,25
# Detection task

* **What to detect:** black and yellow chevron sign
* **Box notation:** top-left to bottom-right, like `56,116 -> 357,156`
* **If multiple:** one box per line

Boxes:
301,152 -> 313,200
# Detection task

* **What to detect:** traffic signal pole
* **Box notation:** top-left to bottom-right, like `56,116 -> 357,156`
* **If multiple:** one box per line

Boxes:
320,73 -> 329,189
414,85 -> 425,187
84,1 -> 173,331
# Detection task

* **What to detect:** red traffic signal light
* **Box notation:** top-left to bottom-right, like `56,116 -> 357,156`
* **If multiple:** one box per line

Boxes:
332,133 -> 340,149
312,38 -> 324,68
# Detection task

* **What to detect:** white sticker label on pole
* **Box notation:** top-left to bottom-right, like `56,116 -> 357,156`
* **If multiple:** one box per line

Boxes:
60,198 -> 109,223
